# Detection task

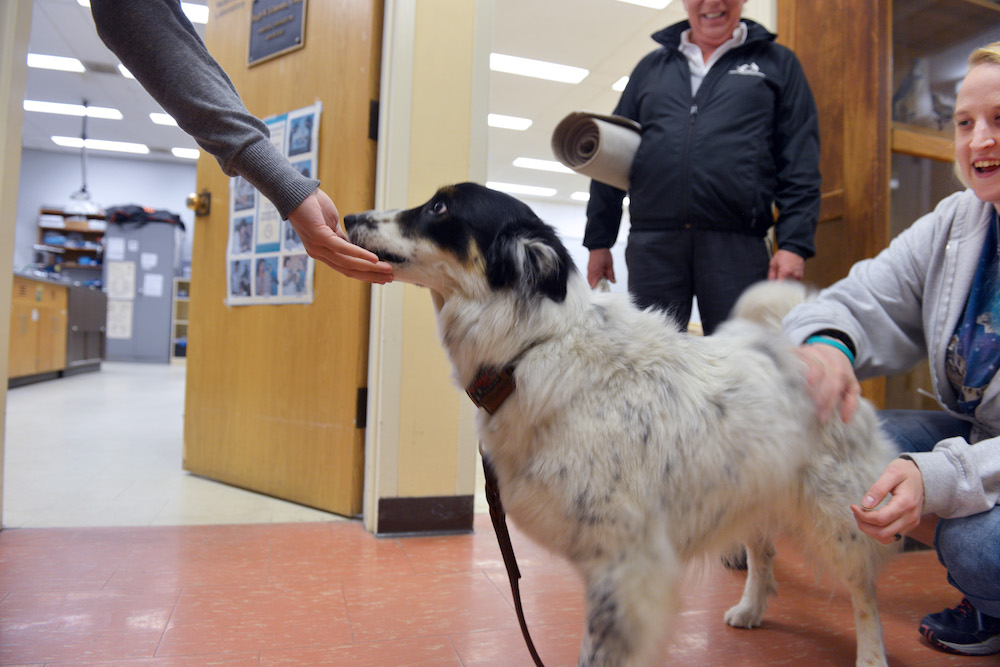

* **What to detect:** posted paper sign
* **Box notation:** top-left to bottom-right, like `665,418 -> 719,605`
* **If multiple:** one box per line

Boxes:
225,102 -> 319,305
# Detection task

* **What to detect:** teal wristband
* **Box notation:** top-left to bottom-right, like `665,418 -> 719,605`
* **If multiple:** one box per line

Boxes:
805,335 -> 855,366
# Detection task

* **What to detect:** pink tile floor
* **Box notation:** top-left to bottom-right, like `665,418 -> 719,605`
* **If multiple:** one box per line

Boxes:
0,514 -> 995,666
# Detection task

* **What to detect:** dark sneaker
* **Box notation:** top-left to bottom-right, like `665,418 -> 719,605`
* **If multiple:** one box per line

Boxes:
920,598 -> 1000,656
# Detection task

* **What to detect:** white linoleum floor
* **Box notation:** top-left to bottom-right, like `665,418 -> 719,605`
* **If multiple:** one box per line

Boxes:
2,361 -> 345,528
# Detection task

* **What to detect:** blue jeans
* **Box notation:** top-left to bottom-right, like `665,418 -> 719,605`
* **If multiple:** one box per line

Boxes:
879,410 -> 1000,617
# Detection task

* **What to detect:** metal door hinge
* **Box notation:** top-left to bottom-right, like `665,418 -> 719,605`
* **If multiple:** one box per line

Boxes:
356,387 -> 368,428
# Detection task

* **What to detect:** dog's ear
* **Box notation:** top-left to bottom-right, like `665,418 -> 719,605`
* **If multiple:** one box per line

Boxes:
484,219 -> 573,302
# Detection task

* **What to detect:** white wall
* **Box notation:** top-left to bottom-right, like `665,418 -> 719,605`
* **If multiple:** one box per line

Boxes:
13,149 -> 196,275
519,196 -> 632,295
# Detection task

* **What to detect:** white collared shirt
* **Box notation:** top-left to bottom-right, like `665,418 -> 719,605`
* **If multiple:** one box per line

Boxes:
679,21 -> 748,96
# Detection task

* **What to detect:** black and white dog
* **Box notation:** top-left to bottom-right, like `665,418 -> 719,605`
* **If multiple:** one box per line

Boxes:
345,183 -> 898,667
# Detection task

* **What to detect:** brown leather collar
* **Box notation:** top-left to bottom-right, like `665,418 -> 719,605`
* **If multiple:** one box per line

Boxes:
465,366 -> 515,414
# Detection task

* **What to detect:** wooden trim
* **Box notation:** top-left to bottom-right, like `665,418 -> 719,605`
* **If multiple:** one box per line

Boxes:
818,188 -> 845,224
376,495 -> 474,535
891,123 -> 954,163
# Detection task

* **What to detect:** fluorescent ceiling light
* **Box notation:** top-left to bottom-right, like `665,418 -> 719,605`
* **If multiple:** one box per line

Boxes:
182,2 -> 209,24
52,136 -> 150,155
615,0 -> 673,8
77,0 -> 208,23
172,147 -> 200,160
570,192 -> 591,202
612,76 -> 629,92
488,113 -> 532,131
27,53 -> 85,73
24,100 -> 122,120
490,53 -> 588,84
486,181 -> 557,197
118,64 -> 135,79
150,112 -> 178,126
513,157 -> 573,174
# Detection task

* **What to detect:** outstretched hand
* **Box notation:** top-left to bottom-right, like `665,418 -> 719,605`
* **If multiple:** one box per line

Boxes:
287,189 -> 393,284
850,458 -> 926,544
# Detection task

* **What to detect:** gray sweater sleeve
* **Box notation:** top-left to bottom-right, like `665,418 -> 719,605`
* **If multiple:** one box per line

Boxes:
903,437 -> 1000,519
90,0 -> 319,219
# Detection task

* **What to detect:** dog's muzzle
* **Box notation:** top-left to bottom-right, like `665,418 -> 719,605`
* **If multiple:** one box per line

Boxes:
343,213 -> 407,265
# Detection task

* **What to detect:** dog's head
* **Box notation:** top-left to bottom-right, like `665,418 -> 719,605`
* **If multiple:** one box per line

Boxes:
344,183 -> 575,302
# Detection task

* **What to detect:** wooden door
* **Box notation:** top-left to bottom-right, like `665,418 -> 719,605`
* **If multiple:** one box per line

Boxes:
778,0 -> 891,287
777,0 -> 892,406
183,0 -> 383,516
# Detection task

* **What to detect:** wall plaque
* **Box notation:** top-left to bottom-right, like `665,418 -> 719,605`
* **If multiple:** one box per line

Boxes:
248,0 -> 306,66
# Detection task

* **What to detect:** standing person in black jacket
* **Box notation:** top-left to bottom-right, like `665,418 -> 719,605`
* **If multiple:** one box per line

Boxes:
584,0 -> 820,334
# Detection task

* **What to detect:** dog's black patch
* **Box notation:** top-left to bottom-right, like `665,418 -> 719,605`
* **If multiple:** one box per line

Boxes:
583,578 -> 635,665
398,183 -> 577,302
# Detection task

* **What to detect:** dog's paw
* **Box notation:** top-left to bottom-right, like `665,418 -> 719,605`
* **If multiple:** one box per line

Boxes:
856,656 -> 887,667
724,603 -> 764,628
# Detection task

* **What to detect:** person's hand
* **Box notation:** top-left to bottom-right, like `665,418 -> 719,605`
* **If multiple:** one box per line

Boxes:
768,249 -> 805,280
287,189 -> 393,284
850,458 -> 925,544
587,248 -> 616,289
794,342 -> 860,423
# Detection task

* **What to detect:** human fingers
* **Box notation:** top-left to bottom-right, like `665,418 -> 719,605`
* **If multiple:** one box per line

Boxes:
297,219 -> 393,280
769,250 -> 805,281
324,234 -> 395,283
587,265 -> 602,289
288,192 -> 394,282
795,343 -> 859,423
850,504 -> 910,544
838,371 -> 861,422
850,460 -> 924,543
794,346 -> 838,422
587,250 -> 613,288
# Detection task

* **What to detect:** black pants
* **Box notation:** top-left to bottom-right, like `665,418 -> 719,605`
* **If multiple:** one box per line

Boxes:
625,228 -> 770,335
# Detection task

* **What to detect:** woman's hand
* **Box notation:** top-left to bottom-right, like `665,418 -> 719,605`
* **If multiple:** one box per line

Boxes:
850,458 -> 926,544
794,342 -> 861,423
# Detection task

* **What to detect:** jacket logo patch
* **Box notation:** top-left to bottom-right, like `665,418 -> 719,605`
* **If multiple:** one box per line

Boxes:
729,62 -> 765,77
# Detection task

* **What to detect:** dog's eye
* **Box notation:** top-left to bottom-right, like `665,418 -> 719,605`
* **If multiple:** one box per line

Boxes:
432,201 -> 448,215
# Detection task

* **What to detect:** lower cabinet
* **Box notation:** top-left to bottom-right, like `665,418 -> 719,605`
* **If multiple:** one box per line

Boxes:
8,275 -> 106,384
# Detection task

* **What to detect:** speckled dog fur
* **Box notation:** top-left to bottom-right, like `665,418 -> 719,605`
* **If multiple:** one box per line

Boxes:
345,183 -> 900,667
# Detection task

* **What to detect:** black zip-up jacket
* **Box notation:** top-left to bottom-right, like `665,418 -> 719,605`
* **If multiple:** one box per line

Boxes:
583,20 -> 820,259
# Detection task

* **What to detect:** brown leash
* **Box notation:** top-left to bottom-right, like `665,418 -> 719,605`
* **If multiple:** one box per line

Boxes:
467,365 -> 545,666
482,453 -> 546,667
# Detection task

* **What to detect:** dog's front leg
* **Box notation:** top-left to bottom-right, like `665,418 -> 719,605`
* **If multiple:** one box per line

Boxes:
723,532 -> 777,628
846,577 -> 887,667
578,548 -> 679,667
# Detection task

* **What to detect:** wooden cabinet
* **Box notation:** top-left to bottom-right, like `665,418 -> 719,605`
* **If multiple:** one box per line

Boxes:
9,275 -> 68,379
35,208 -> 106,276
778,0 -> 1000,409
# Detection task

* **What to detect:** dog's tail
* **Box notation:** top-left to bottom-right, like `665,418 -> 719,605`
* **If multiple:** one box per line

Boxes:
730,280 -> 814,330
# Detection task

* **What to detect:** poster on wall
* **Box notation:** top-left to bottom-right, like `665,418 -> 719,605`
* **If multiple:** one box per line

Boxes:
225,102 -> 319,306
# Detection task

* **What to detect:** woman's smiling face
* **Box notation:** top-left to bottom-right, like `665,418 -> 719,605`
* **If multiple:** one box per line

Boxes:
681,0 -> 747,52
954,62 -> 1000,206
